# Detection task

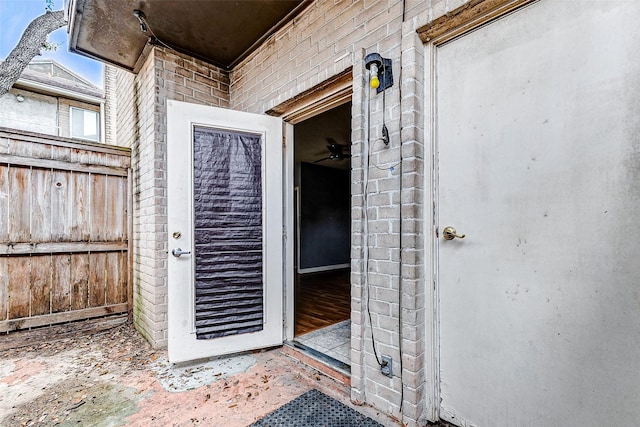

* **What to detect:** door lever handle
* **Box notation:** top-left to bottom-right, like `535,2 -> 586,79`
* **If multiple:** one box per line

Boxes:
171,248 -> 191,257
443,226 -> 466,241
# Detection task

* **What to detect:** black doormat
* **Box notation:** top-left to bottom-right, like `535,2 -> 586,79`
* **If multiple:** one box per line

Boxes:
249,389 -> 383,427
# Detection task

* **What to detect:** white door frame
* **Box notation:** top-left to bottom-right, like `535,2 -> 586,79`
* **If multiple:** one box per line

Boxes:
423,0 -> 539,421
274,76 -> 353,342
283,122 -> 295,340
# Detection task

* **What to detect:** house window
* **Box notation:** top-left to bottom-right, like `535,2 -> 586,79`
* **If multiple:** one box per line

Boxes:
70,107 -> 100,142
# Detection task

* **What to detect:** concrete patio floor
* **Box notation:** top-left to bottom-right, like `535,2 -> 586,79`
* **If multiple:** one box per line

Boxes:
0,317 -> 397,427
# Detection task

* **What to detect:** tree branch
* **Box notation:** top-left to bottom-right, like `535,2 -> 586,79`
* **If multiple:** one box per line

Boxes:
0,10 -> 67,98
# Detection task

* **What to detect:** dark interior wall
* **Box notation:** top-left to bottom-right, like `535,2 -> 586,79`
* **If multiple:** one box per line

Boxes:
299,162 -> 350,270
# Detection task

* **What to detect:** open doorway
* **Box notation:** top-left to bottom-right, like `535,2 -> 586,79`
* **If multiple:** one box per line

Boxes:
291,102 -> 352,369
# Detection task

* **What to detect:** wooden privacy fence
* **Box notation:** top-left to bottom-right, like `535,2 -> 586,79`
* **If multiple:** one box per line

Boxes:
0,128 -> 131,333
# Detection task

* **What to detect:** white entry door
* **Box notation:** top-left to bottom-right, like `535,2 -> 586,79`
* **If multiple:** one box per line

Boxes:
167,101 -> 283,363
436,1 -> 640,426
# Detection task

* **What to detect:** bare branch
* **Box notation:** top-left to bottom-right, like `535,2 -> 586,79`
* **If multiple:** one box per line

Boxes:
0,10 -> 67,97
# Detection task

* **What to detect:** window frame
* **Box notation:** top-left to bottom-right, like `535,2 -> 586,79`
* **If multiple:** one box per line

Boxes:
69,106 -> 101,142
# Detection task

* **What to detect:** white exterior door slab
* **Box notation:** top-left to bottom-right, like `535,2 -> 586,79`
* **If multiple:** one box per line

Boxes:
436,1 -> 640,425
167,101 -> 283,363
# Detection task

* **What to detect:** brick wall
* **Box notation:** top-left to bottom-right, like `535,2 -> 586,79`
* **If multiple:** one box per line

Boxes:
104,65 -> 118,146
229,1 -> 430,425
112,0 -> 479,424
114,48 -> 230,348
113,68 -> 136,149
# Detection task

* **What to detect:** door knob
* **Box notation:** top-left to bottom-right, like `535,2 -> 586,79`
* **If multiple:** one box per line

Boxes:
443,226 -> 465,240
171,248 -> 191,257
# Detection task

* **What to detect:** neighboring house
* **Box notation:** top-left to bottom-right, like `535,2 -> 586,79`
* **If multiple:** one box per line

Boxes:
67,1 -> 640,426
0,59 -> 104,142
0,60 -> 131,336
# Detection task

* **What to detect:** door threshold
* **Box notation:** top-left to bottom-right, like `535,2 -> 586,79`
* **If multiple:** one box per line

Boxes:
282,341 -> 351,387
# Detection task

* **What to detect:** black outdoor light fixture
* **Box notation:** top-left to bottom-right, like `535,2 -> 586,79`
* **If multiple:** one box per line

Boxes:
365,52 -> 393,145
132,9 -> 177,52
364,52 -> 393,93
133,10 -> 148,33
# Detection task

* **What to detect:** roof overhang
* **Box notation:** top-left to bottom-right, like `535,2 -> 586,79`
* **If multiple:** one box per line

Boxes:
13,78 -> 105,104
67,0 -> 312,73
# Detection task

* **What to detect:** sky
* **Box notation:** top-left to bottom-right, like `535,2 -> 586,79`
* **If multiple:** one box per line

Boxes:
0,0 -> 104,87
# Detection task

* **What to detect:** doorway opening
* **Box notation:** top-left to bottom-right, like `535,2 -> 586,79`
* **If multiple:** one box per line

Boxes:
291,102 -> 352,369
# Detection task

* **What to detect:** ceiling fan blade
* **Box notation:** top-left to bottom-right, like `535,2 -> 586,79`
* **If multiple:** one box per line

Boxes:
314,156 -> 332,163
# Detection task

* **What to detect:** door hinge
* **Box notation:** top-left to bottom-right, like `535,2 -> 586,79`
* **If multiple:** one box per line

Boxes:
283,226 -> 287,240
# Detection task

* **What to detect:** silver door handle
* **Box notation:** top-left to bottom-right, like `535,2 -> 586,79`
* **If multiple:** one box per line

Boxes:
171,248 -> 191,257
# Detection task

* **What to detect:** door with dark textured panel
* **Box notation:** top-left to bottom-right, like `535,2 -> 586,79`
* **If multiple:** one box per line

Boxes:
192,127 -> 264,340
167,101 -> 284,363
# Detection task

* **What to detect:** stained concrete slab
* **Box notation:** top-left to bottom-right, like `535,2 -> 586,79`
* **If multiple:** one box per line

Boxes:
0,320 -> 397,427
152,353 -> 257,392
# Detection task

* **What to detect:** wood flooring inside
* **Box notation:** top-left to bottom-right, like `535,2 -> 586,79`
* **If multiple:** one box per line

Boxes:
295,269 -> 350,336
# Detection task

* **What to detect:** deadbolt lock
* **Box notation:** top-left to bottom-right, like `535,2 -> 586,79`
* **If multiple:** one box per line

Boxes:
172,231 -> 182,239
443,226 -> 466,241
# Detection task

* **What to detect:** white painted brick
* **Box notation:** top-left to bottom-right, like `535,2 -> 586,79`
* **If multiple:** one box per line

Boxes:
111,0 -> 458,424
115,47 -> 230,350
